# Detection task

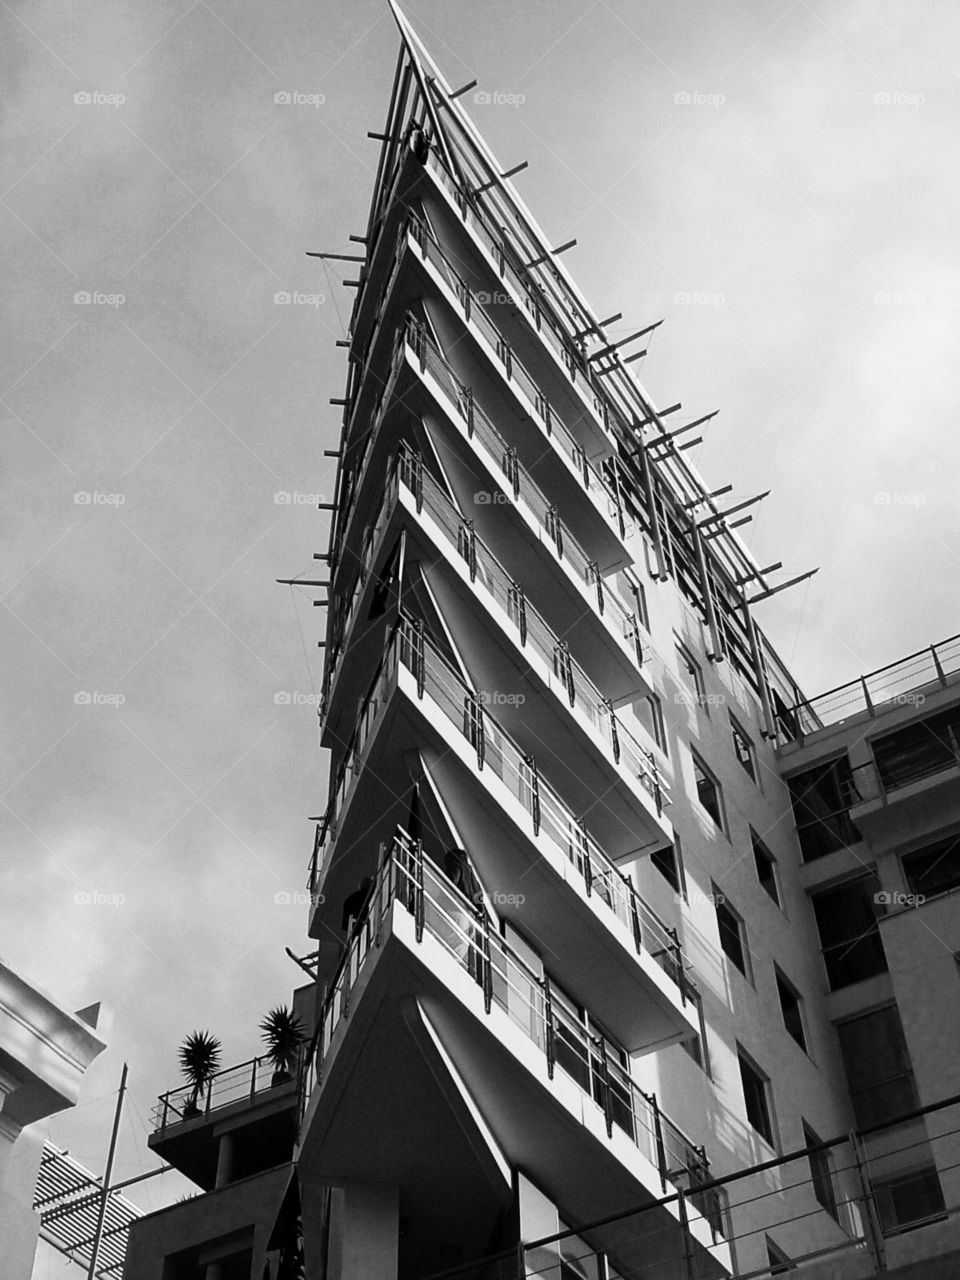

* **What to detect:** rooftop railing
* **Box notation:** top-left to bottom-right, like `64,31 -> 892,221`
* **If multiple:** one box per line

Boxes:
785,632 -> 960,734
302,827 -> 714,1226
151,1053 -> 294,1135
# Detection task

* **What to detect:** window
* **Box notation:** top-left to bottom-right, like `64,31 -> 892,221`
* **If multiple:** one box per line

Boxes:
803,1122 -> 839,1222
632,579 -> 649,631
872,707 -> 960,793
738,1046 -> 776,1145
787,756 -> 860,861
752,831 -> 780,907
692,751 -> 725,830
680,986 -> 711,1076
730,715 -> 756,781
766,1238 -> 795,1273
676,642 -> 705,707
716,891 -> 749,978
835,1005 -> 919,1128
902,834 -> 960,899
776,969 -> 807,1052
811,874 -> 887,990
651,841 -> 685,897
637,692 -> 668,755
872,1164 -> 945,1232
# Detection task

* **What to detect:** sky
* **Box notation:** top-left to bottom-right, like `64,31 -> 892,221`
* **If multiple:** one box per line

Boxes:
1,0 -> 958,1259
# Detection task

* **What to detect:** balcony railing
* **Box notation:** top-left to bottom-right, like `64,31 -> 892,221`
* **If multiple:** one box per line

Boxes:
302,827 -> 717,1230
312,613 -> 683,999
151,1053 -> 294,1135
324,448 -> 653,771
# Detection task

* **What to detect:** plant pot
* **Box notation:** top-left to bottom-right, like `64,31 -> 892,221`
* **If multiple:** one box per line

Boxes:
271,1068 -> 292,1086
182,1098 -> 201,1118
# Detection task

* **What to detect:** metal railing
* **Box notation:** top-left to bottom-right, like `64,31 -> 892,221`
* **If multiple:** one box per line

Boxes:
786,632 -> 960,733
302,827 -> 713,1224
151,1052 -> 294,1134
311,614 -> 682,999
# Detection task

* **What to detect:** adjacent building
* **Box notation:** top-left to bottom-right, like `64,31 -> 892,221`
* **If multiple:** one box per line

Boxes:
123,5 -> 960,1278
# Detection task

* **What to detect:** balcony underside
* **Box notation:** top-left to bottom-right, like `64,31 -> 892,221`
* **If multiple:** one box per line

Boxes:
300,910 -> 728,1280
851,766 -> 960,848
311,673 -> 693,1055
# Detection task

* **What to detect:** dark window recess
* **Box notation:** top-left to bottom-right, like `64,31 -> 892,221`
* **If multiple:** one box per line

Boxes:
730,717 -> 756,780
788,756 -> 860,861
766,1239 -> 795,1273
677,643 -> 705,699
812,874 -> 887,990
637,692 -> 668,755
803,1122 -> 838,1221
872,707 -> 960,792
772,688 -> 800,744
716,896 -> 748,976
776,971 -> 806,1052
902,835 -> 960,899
836,1005 -> 919,1128
752,832 -> 780,907
680,987 -> 711,1076
873,1164 -> 946,1233
693,753 -> 725,830
651,842 -> 685,896
738,1048 -> 775,1145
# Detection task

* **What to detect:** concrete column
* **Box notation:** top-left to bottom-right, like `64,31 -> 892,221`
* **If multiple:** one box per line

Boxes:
0,1070 -> 22,1188
325,1182 -> 399,1280
214,1131 -> 235,1189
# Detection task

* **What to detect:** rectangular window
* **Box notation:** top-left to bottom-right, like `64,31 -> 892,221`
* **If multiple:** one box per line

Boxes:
902,834 -> 960,899
676,642 -> 705,707
872,1164 -> 946,1233
716,891 -> 749,978
812,874 -> 887,990
803,1122 -> 839,1221
637,692 -> 668,755
680,986 -> 711,1076
835,1005 -> 919,1128
651,841 -> 685,897
738,1046 -> 776,1145
787,756 -> 860,861
776,969 -> 807,1052
730,715 -> 757,781
693,751 -> 725,831
752,831 -> 781,907
872,708 -> 960,793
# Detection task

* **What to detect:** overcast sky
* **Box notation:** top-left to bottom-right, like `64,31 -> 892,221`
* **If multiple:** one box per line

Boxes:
2,0 -> 958,1255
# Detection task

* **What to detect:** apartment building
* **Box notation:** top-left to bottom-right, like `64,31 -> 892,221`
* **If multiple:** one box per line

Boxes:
123,6 -> 960,1279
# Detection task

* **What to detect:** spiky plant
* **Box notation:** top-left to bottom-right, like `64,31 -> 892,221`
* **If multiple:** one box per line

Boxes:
259,1006 -> 306,1080
178,1030 -> 221,1114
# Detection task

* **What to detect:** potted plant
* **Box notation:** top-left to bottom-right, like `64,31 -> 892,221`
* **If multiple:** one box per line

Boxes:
260,1006 -> 305,1085
177,1030 -> 221,1118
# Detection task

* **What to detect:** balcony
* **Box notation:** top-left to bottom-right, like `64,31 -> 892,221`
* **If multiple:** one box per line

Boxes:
148,1054 -> 299,1189
311,616 -> 689,1053
323,452 -> 663,811
299,828 -> 728,1277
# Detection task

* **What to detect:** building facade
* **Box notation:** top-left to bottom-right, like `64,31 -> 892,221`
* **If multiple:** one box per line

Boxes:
124,6 -> 960,1279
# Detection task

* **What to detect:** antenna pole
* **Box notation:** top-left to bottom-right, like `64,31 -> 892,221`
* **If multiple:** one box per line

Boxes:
87,1062 -> 128,1280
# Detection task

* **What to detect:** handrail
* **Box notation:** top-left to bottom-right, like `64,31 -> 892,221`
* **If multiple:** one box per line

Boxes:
301,827 -> 709,1209
311,611 -> 685,1001
151,1052 -> 294,1134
